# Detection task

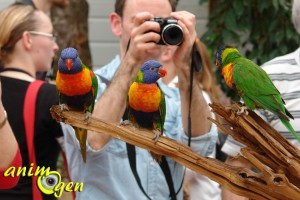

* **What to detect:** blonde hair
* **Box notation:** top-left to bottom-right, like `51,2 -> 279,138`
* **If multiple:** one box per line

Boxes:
0,3 -> 38,63
194,38 -> 220,103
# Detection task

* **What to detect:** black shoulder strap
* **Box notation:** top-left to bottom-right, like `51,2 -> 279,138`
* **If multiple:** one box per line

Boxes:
126,143 -> 151,200
159,156 -> 178,200
126,143 -> 181,200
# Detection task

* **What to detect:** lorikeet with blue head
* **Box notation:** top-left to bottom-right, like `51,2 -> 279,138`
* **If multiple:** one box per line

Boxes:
56,47 -> 98,162
215,47 -> 300,143
127,60 -> 167,162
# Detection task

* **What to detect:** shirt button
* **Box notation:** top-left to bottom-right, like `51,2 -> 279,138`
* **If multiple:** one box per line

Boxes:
150,161 -> 155,166
150,196 -> 154,200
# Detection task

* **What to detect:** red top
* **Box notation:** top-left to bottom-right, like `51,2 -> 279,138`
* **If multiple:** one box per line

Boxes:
0,148 -> 22,189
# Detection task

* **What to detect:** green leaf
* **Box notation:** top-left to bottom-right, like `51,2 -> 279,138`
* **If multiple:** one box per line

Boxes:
272,0 -> 279,11
232,1 -> 244,17
259,1 -> 271,12
224,12 -> 237,31
200,0 -> 296,100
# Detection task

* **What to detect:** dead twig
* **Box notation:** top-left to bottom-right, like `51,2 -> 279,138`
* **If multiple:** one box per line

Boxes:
51,103 -> 300,199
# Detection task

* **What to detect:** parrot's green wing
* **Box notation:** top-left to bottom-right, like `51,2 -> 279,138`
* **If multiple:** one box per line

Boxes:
90,70 -> 98,112
74,62 -> 98,162
82,62 -> 98,113
232,58 -> 288,120
158,84 -> 166,134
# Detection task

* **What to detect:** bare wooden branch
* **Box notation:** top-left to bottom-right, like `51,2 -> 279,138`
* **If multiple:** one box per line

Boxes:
50,103 -> 300,199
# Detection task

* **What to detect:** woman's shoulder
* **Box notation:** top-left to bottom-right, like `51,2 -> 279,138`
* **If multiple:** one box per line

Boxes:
39,81 -> 56,92
38,82 -> 59,103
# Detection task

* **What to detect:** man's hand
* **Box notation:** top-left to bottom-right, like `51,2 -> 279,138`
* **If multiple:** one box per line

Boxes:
170,11 -> 197,71
125,12 -> 161,64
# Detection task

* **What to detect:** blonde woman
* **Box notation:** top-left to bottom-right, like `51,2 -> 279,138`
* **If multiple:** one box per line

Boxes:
0,3 -> 63,200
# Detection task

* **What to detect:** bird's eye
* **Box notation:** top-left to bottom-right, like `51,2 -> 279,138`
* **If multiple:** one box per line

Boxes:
37,171 -> 61,194
150,67 -> 156,71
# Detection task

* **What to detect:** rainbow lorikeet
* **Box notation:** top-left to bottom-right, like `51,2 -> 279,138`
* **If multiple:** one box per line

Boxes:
56,47 -> 98,162
127,60 -> 167,162
215,47 -> 300,143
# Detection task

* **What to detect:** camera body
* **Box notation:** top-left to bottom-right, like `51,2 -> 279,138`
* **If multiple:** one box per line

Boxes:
147,17 -> 183,46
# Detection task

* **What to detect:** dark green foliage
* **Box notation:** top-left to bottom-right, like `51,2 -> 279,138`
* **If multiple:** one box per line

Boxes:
199,0 -> 300,100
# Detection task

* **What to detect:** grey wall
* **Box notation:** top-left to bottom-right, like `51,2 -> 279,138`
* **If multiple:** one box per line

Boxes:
0,0 -> 208,69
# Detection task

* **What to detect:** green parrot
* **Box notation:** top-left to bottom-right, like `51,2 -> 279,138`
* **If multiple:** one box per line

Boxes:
215,47 -> 300,143
127,60 -> 167,162
56,47 -> 98,162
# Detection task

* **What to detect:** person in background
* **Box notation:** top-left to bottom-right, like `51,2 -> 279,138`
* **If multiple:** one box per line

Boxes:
161,39 -> 230,200
0,80 -> 22,190
221,0 -> 300,199
183,39 -> 233,200
0,3 -> 63,200
63,0 -> 218,199
16,0 -> 69,13
16,0 -> 70,81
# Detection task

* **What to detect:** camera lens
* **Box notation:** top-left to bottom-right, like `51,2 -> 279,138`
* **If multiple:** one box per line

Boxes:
161,24 -> 183,46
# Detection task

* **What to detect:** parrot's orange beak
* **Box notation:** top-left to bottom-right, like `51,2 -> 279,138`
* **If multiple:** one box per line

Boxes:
158,67 -> 167,77
65,59 -> 73,71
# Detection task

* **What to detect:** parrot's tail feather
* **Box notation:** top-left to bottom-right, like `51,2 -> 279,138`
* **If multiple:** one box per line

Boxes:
280,119 -> 300,144
150,151 -> 162,163
74,127 -> 87,162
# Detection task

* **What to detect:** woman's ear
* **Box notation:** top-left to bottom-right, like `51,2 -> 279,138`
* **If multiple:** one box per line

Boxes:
22,31 -> 32,50
110,12 -> 122,37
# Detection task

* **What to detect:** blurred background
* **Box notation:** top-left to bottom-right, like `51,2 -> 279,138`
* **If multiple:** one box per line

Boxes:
0,0 -> 209,69
1,0 -> 297,99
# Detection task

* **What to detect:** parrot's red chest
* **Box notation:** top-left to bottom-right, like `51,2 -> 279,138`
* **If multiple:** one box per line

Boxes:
222,63 -> 235,89
128,82 -> 161,112
56,69 -> 92,96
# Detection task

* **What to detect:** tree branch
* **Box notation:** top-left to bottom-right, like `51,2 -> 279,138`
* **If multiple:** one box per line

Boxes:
50,103 -> 300,200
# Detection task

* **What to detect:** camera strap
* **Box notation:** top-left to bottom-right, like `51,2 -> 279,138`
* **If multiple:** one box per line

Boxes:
126,143 -> 181,200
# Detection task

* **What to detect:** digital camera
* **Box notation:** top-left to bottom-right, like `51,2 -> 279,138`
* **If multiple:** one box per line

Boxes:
147,17 -> 183,46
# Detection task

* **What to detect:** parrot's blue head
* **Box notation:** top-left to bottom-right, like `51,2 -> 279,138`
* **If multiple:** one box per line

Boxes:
215,47 -> 225,68
58,47 -> 82,74
216,46 -> 240,68
139,60 -> 167,84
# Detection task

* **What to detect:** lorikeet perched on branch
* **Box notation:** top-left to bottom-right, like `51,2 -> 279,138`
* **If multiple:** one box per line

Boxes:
215,47 -> 300,143
56,47 -> 98,162
127,60 -> 167,162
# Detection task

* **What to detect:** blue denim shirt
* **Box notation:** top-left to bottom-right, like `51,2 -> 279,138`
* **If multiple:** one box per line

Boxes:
64,55 -> 218,200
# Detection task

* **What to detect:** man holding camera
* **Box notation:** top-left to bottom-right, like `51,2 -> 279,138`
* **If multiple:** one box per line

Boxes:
63,0 -> 217,199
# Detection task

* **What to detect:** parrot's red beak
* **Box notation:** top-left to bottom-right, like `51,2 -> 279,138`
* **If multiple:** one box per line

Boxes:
65,59 -> 73,71
158,67 -> 167,77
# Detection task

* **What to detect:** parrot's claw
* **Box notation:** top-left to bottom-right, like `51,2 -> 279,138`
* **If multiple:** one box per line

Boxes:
59,104 -> 69,111
121,120 -> 132,126
152,130 -> 161,144
85,111 -> 92,123
237,106 -> 249,115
